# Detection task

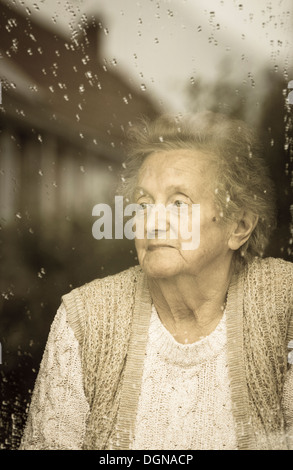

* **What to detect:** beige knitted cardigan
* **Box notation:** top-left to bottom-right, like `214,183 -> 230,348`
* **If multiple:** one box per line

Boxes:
62,257 -> 293,450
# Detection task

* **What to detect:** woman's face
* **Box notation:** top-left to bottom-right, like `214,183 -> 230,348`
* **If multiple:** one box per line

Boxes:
134,149 -> 234,279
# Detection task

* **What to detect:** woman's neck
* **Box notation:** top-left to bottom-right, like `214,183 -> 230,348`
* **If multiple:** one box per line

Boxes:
147,263 -> 233,344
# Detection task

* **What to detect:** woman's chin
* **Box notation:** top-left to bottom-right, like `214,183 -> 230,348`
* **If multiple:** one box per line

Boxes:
139,253 -> 183,279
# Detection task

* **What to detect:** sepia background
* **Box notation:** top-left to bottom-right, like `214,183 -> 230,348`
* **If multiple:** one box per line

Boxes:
0,0 -> 293,449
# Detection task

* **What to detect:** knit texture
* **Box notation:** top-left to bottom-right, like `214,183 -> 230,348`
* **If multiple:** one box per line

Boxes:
242,258 -> 293,448
19,305 -> 89,450
76,266 -> 143,450
20,257 -> 293,450
19,297 -> 293,450
131,305 -> 238,450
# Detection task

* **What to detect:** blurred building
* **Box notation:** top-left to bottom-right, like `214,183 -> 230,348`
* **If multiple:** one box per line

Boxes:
0,1 -> 158,230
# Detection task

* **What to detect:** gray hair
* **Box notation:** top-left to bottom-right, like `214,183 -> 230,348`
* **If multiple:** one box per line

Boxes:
119,112 -> 277,270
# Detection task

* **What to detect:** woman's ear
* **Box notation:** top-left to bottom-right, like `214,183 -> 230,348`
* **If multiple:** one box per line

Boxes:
228,211 -> 259,251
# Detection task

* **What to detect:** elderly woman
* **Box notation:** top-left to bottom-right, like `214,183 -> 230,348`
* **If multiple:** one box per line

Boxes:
20,112 -> 293,450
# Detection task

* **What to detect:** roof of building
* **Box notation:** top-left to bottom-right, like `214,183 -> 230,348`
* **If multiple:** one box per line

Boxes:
0,2 -> 159,161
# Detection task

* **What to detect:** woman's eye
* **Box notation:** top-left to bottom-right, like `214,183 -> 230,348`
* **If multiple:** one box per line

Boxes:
173,200 -> 188,207
138,202 -> 149,210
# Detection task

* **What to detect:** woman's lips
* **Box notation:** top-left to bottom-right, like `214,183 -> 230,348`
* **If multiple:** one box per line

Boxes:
147,244 -> 176,251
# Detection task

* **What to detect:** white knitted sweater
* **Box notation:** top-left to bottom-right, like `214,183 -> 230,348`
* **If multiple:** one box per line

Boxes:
20,300 -> 293,450
132,305 -> 238,450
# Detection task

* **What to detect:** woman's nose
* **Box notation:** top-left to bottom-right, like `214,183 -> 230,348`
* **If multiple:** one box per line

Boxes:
146,204 -> 170,239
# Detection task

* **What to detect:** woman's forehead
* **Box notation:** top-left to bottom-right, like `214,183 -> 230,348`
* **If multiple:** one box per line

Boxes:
135,149 -> 215,197
137,149 -> 213,181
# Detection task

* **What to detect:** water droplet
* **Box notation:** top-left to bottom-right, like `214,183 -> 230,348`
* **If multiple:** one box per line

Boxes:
140,84 -> 146,91
15,212 -> 22,219
123,97 -> 129,104
154,38 -> 159,44
64,94 -> 69,101
108,165 -> 113,172
159,136 -> 164,142
82,56 -> 90,65
38,169 -> 43,176
37,268 -> 46,278
11,38 -> 18,53
79,84 -> 85,94
167,10 -> 174,17
80,166 -> 85,173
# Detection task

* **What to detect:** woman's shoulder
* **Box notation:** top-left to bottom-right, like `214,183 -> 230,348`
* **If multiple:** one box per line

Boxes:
248,256 -> 293,278
82,264 -> 143,291
61,265 -> 143,343
64,264 -> 142,299
246,256 -> 293,304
